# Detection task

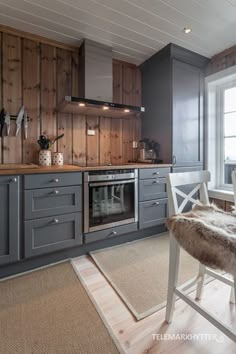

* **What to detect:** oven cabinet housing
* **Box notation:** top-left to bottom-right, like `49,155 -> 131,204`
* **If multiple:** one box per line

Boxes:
0,175 -> 20,266
24,172 -> 83,257
138,168 -> 170,229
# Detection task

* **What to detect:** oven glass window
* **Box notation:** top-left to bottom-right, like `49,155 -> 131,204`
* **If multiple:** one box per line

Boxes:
89,182 -> 135,229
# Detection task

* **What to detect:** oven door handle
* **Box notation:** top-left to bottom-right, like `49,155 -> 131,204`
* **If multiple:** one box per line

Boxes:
89,179 -> 135,187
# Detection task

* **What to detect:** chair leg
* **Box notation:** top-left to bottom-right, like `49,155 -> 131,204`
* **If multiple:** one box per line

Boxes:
230,277 -> 236,304
196,263 -> 206,300
165,233 -> 180,324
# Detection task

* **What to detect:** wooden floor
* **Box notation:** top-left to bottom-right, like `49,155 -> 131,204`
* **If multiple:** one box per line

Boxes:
72,255 -> 236,354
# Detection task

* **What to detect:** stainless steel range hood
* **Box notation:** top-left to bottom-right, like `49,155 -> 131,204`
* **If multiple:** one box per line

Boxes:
57,39 -> 145,118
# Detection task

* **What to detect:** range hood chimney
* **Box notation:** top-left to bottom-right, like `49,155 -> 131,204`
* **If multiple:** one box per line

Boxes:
58,39 -> 145,118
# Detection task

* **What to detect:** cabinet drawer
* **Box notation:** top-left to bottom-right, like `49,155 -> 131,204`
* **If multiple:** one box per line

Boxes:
139,168 -> 170,180
139,178 -> 167,201
84,223 -> 137,244
24,213 -> 82,257
24,172 -> 82,189
24,186 -> 82,220
139,198 -> 168,229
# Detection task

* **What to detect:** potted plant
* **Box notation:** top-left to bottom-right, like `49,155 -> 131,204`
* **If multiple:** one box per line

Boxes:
38,134 -> 64,166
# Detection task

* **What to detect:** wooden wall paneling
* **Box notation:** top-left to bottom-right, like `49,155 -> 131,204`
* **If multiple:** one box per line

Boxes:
56,48 -> 72,163
110,118 -> 123,165
41,44 -> 57,151
112,60 -> 122,104
22,39 -> 40,163
2,33 -> 22,163
122,63 -> 137,106
86,116 -> 99,166
122,117 -> 134,163
99,116 -> 111,165
72,50 -> 86,166
135,68 -> 142,106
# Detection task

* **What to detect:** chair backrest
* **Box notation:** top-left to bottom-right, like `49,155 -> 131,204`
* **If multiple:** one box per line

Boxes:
167,170 -> 211,216
232,171 -> 236,207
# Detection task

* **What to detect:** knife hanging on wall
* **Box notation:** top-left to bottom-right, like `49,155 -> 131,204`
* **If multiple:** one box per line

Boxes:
0,108 -> 5,136
16,105 -> 25,136
5,112 -> 11,136
24,110 -> 28,139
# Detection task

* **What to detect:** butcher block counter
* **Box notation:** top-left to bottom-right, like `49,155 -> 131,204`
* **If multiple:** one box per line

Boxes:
0,163 -> 172,175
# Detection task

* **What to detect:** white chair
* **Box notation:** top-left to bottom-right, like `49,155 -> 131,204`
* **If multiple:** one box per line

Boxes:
165,170 -> 236,342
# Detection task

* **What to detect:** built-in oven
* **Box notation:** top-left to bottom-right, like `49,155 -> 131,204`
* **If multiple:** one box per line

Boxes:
84,169 -> 138,233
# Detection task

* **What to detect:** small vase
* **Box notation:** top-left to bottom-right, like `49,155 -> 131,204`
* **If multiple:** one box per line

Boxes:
39,150 -> 51,166
52,152 -> 64,166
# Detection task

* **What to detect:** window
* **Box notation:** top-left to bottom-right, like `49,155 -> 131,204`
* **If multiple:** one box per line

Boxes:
206,67 -> 236,192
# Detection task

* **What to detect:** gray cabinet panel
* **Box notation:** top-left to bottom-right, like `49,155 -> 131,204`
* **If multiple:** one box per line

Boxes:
24,213 -> 82,257
84,223 -> 137,244
139,198 -> 168,229
139,168 -> 170,180
24,186 -> 82,220
24,172 -> 82,189
0,176 -> 19,265
139,178 -> 167,201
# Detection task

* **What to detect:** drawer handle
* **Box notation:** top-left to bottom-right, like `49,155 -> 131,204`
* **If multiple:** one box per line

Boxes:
153,180 -> 160,184
53,190 -> 59,195
153,172 -> 160,175
110,231 -> 117,236
10,177 -> 17,183
52,178 -> 59,183
153,202 -> 159,206
52,218 -> 59,224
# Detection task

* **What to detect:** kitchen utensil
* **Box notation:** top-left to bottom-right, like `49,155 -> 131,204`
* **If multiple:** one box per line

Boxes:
16,105 -> 25,136
24,110 -> 28,139
52,152 -> 64,166
0,109 -> 5,137
5,112 -> 11,136
39,150 -> 52,166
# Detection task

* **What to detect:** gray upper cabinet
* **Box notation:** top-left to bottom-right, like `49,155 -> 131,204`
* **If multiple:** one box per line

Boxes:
140,43 -> 209,168
0,175 -> 19,265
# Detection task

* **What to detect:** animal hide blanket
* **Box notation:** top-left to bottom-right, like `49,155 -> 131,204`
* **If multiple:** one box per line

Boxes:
166,203 -> 236,275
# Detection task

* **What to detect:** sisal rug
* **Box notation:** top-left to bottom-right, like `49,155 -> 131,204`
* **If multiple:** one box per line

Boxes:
90,233 -> 207,320
0,262 -> 121,354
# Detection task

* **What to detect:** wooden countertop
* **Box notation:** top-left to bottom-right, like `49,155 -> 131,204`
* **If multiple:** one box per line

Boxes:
0,163 -> 172,175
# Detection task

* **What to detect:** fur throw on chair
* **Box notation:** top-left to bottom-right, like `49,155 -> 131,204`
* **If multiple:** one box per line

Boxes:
166,203 -> 236,275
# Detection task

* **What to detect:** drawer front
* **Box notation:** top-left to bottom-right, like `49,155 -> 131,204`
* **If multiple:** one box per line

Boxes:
24,186 -> 82,220
24,213 -> 82,257
84,223 -> 137,244
139,168 -> 170,180
24,172 -> 82,189
139,178 -> 167,201
139,198 -> 168,229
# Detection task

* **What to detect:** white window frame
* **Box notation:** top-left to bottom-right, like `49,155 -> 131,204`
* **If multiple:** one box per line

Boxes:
206,66 -> 236,192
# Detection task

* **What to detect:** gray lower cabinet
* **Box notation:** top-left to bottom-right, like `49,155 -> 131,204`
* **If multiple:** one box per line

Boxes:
139,178 -> 167,201
24,213 -> 82,257
139,167 -> 170,179
84,223 -> 138,244
139,198 -> 168,229
24,186 -> 82,219
24,172 -> 82,189
0,175 -> 19,265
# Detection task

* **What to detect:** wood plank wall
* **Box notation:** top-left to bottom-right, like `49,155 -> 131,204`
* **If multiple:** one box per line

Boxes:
0,31 -> 141,166
207,45 -> 236,75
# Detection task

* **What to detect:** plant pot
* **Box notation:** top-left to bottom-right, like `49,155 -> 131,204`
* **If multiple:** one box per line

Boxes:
52,152 -> 64,166
39,150 -> 51,166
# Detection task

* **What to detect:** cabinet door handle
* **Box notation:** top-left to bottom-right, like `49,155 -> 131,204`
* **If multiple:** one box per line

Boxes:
153,201 -> 159,206
10,177 -> 17,183
153,180 -> 160,184
111,231 -> 117,236
172,155 -> 177,165
153,172 -> 160,175
53,190 -> 59,195
52,218 -> 59,224
52,178 -> 59,183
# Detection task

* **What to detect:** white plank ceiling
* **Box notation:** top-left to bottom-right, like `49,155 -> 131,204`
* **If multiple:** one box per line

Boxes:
0,0 -> 235,64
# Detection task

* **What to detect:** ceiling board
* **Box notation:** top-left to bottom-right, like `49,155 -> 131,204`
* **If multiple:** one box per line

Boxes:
0,0 -> 235,64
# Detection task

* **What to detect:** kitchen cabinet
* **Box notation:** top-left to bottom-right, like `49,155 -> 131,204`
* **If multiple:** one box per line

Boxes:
24,172 -> 83,257
140,43 -> 209,168
0,175 -> 19,265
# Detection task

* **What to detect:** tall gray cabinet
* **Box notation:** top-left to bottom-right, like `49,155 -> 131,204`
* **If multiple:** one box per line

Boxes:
140,43 -> 209,171
0,175 -> 19,265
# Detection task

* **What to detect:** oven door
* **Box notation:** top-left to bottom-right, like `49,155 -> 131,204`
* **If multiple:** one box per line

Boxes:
84,179 -> 138,232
